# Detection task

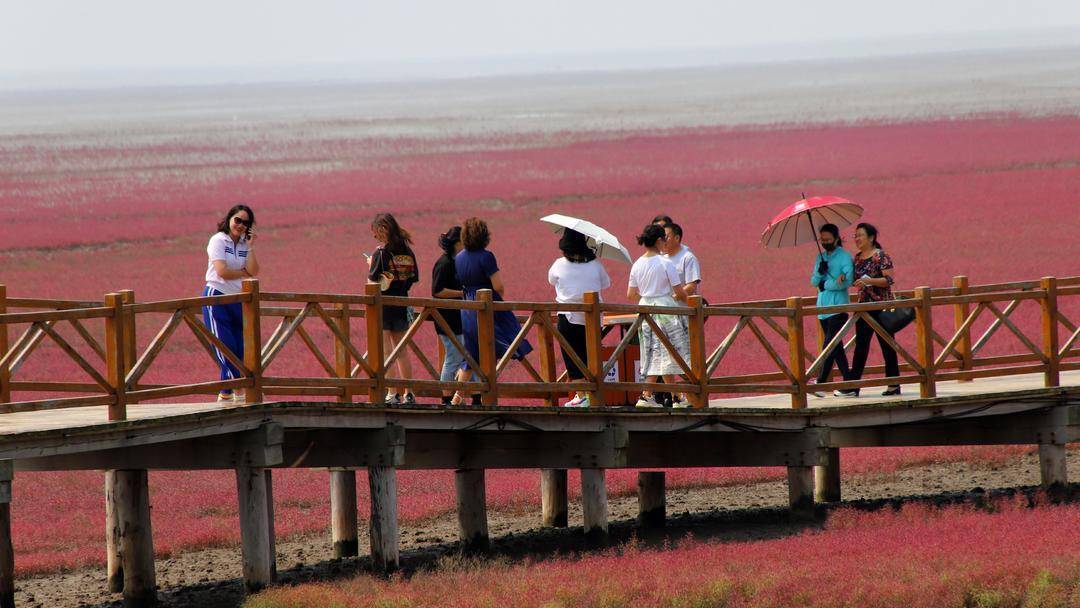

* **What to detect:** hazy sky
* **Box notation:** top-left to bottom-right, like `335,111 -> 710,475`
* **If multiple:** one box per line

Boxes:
4,0 -> 1080,73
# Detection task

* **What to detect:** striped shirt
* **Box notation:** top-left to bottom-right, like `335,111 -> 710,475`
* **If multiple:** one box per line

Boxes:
205,232 -> 249,294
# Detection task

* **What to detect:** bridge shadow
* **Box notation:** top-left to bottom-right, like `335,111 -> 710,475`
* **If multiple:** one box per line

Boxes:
81,483 -> 1077,608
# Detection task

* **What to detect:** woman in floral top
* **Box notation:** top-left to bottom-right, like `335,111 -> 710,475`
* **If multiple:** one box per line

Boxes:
837,222 -> 900,397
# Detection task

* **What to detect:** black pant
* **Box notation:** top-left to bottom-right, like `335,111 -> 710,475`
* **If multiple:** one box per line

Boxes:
816,313 -> 851,384
849,310 -> 899,385
558,315 -> 588,380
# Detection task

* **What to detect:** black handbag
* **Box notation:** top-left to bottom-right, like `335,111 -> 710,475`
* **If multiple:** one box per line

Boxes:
878,296 -> 915,333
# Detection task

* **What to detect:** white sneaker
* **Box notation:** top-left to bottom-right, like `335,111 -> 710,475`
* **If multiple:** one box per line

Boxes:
565,394 -> 591,407
233,389 -> 246,404
635,395 -> 662,408
672,398 -> 692,409
385,393 -> 402,405
216,391 -> 234,404
808,381 -> 825,398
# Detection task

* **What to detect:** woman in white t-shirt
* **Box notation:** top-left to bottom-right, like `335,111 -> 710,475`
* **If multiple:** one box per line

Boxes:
627,223 -> 688,407
547,229 -> 612,407
202,204 -> 260,403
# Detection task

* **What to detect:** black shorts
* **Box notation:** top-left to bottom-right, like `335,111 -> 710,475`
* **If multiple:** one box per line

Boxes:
383,305 -> 410,332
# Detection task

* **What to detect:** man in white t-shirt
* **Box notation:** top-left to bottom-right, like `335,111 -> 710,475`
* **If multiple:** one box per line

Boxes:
663,223 -> 701,297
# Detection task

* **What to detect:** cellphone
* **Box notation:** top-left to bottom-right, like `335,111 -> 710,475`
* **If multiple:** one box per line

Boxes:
245,228 -> 252,240
363,252 -> 372,260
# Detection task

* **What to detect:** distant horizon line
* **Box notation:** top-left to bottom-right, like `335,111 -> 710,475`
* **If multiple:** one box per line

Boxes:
3,25 -> 1080,94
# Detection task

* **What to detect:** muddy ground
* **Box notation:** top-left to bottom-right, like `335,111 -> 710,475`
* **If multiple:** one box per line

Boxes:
14,452 -> 1079,608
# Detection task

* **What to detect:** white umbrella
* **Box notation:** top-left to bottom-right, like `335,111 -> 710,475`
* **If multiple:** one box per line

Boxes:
540,214 -> 633,264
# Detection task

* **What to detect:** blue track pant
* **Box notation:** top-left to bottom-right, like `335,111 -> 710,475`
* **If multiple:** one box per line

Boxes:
202,286 -> 245,389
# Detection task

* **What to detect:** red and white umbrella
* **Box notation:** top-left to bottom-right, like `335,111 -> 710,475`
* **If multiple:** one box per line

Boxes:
760,195 -> 863,249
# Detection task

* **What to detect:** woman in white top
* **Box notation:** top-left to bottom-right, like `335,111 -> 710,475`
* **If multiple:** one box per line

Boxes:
202,204 -> 260,403
627,223 -> 688,407
547,229 -> 612,407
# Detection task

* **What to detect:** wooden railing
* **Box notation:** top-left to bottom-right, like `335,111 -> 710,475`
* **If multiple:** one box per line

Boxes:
1,275 -> 1078,418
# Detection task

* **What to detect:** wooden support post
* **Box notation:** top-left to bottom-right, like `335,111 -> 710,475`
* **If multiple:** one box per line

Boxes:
104,292 -> 127,421
1038,444 -> 1067,488
365,283 -> 385,404
786,297 -> 807,409
477,289 -> 498,406
914,286 -> 936,398
580,468 -> 608,541
952,276 -> 973,381
1041,277 -> 1060,388
583,292 -> 605,406
637,471 -> 666,527
236,465 -> 275,592
814,447 -> 841,502
0,461 -> 13,608
105,471 -> 124,593
540,469 -> 568,527
454,469 -> 489,553
119,290 -> 137,373
787,466 -> 815,520
114,470 -> 157,607
536,315 -> 558,406
367,466 -> 399,572
241,279 -> 263,403
330,470 -> 358,558
335,303 -> 353,403
687,295 -> 707,408
0,284 -> 9,404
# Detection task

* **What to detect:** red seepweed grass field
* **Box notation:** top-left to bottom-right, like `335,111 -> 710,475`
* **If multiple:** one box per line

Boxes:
2,112 -> 1080,576
244,497 -> 1080,608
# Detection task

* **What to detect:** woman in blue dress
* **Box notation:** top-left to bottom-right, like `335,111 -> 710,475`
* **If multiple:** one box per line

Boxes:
452,217 -> 532,405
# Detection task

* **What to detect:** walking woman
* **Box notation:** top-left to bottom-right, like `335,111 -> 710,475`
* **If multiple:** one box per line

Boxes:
808,223 -> 854,397
453,217 -> 533,405
431,226 -> 469,406
627,224 -> 689,408
547,228 -> 611,407
839,222 -> 900,397
203,204 -> 259,403
366,213 -> 419,404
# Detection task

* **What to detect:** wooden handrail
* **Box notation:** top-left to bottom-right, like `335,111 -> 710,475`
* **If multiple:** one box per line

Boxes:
3,273 -> 1080,413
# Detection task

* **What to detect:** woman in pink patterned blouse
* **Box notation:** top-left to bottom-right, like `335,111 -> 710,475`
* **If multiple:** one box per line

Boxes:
836,222 -> 900,397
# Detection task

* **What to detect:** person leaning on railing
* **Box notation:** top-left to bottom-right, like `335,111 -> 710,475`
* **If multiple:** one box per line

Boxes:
808,223 -> 854,398
838,222 -> 900,397
627,223 -> 690,408
366,213 -> 419,405
202,204 -> 260,404
451,217 -> 533,406
547,228 -> 612,407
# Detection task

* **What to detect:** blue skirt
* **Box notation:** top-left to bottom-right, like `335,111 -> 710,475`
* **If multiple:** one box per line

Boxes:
460,290 -> 533,371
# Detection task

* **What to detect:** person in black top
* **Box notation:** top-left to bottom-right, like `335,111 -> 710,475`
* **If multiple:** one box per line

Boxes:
366,213 -> 418,404
431,226 -> 470,405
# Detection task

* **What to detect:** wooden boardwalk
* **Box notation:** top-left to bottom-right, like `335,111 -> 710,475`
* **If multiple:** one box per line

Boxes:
1,275 -> 1079,606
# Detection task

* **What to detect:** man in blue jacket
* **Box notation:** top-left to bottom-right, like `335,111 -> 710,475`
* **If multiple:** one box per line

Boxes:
809,223 -> 854,397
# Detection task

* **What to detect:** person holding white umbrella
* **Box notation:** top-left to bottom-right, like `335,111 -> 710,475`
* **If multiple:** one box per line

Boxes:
547,229 -> 612,407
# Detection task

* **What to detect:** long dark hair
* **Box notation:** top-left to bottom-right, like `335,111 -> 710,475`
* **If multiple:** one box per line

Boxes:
636,224 -> 666,248
819,223 -> 843,248
855,222 -> 882,250
438,226 -> 462,257
372,213 -> 413,254
559,229 -> 596,263
217,204 -> 255,234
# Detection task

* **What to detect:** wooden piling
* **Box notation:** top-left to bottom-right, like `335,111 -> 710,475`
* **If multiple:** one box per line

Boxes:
0,461 -> 13,608
236,465 -> 275,592
787,466 -> 815,520
368,466 -> 399,572
105,471 -> 124,593
580,468 -> 608,540
1041,277 -> 1060,388
637,471 -> 666,527
114,470 -> 157,607
814,447 -> 841,502
1038,444 -> 1067,488
540,469 -> 568,527
330,470 -> 359,558
455,469 -> 489,553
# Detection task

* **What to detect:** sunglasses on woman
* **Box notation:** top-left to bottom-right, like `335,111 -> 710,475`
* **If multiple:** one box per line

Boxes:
232,217 -> 250,226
